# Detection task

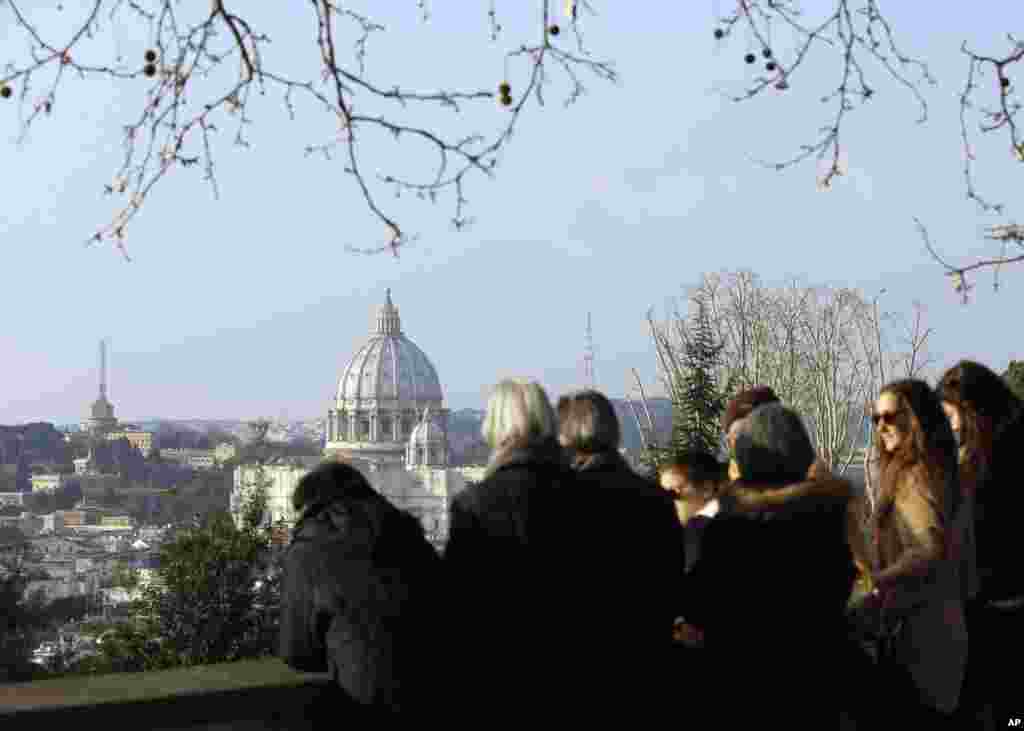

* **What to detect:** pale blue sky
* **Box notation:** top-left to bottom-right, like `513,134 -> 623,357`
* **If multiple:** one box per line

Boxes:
2,3 -> 1022,424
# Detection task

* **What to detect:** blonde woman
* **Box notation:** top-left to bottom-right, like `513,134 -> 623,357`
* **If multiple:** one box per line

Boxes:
443,378 -> 581,720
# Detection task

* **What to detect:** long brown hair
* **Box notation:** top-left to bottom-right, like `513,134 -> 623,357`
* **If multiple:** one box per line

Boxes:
937,360 -> 1023,491
875,379 -> 959,520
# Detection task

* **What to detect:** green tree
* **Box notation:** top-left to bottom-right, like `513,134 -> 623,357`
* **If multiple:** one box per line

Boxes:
143,503 -> 276,667
648,294 -> 732,467
673,295 -> 732,455
105,561 -> 140,590
1004,360 -> 1024,401
0,534 -> 46,682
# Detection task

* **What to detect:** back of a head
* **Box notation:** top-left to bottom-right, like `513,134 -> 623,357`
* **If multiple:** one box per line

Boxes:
734,403 -> 815,486
557,390 -> 620,466
721,385 -> 781,434
482,378 -> 557,453
292,461 -> 377,515
937,360 -> 1023,429
661,450 -> 724,491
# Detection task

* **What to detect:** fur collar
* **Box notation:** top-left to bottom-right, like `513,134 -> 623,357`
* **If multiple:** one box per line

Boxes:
719,476 -> 854,518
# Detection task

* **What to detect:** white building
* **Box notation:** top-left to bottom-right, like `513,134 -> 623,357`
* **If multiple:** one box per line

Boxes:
160,448 -> 217,470
232,457 -> 323,531
0,492 -> 25,508
31,474 -> 66,493
230,292 -> 470,547
40,512 -> 66,534
324,290 -> 449,464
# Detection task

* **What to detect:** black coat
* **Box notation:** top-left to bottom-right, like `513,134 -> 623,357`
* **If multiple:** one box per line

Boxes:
569,452 -> 684,648
279,492 -> 442,713
570,452 -> 685,711
443,440 -> 587,718
681,478 -> 856,727
975,409 -> 1024,603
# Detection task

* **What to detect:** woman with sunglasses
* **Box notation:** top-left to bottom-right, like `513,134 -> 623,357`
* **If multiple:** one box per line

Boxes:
863,379 -> 967,725
938,360 -> 1024,729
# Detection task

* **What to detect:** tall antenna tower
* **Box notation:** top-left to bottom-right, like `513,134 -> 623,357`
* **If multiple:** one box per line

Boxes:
582,312 -> 596,389
99,338 -> 109,399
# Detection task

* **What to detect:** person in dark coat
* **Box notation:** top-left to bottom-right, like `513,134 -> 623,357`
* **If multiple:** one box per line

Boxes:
444,378 -> 585,721
279,461 -> 443,716
556,390 -> 685,712
657,450 -> 727,572
682,403 -> 856,729
938,361 -> 1024,729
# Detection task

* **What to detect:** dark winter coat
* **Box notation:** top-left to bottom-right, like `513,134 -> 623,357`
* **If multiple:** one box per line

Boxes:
279,491 -> 443,714
974,409 -> 1024,604
443,439 -> 588,719
681,477 -> 856,727
962,409 -> 1024,727
569,452 -> 683,646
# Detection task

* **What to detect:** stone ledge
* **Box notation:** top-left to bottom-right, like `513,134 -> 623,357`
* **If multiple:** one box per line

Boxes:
0,658 -> 333,730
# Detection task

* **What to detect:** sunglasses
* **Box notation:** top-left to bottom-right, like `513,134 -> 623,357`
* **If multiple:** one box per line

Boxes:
871,408 -> 905,427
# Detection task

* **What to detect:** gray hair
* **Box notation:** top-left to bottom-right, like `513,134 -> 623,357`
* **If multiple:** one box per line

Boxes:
482,378 -> 557,462
733,403 -> 815,486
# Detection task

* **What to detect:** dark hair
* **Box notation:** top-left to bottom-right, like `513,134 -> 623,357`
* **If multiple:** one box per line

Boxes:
557,390 -> 621,468
292,461 -> 377,514
877,379 -> 959,518
732,403 -> 815,487
937,360 -> 1023,490
660,450 -> 726,488
721,386 -> 781,433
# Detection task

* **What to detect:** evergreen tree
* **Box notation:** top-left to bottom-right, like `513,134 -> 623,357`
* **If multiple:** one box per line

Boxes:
670,295 -> 732,457
1004,360 -> 1024,401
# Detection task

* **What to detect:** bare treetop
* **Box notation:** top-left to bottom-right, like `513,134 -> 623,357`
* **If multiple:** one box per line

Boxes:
0,1 -> 614,258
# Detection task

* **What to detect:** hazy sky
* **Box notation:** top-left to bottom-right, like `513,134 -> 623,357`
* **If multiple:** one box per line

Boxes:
2,3 -> 1022,424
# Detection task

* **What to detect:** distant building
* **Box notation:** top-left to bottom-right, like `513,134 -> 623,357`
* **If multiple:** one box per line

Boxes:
160,448 -> 216,470
214,442 -> 237,465
232,457 -> 323,531
100,515 -> 133,529
0,492 -> 25,508
105,429 -> 154,455
58,510 -> 87,528
40,512 -> 66,534
230,292 -> 476,547
323,291 -> 449,464
84,340 -> 119,436
31,473 -> 66,493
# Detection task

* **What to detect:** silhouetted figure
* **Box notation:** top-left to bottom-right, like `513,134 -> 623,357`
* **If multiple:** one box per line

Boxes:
279,462 -> 442,716
939,361 -> 1024,730
683,403 -> 856,729
557,389 -> 684,713
444,378 -> 582,721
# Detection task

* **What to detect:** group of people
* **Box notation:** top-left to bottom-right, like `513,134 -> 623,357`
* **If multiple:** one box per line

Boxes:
277,361 -> 1023,728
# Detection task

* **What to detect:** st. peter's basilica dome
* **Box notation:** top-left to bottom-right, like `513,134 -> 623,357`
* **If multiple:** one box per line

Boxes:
324,290 -> 448,465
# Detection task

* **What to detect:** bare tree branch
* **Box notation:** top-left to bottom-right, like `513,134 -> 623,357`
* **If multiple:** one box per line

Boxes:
0,1 -> 615,258
714,1 -> 934,190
